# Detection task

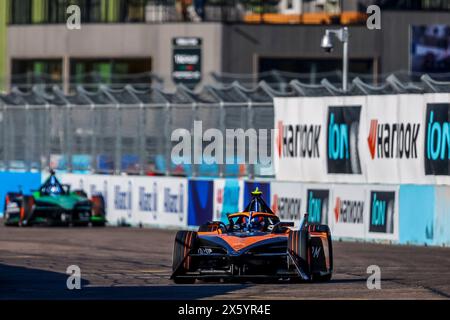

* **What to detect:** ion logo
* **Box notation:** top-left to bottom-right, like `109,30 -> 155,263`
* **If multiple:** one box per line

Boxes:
367,119 -> 420,159
369,191 -> 395,234
327,106 -> 362,174
164,184 -> 185,221
271,194 -> 302,221
307,190 -> 329,224
277,121 -> 321,159
425,104 -> 450,175
334,197 -> 364,224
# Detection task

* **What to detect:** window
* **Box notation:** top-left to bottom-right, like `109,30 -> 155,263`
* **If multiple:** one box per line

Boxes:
70,58 -> 152,87
11,59 -> 63,89
10,0 -> 32,24
120,0 -> 146,23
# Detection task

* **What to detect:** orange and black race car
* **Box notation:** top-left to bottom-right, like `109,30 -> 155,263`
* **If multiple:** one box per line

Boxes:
171,188 -> 333,284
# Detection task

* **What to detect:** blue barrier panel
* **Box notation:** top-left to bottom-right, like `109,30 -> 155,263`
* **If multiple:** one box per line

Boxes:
218,179 -> 242,223
243,181 -> 271,208
399,185 -> 435,246
434,186 -> 450,246
188,179 -> 214,226
0,172 -> 42,216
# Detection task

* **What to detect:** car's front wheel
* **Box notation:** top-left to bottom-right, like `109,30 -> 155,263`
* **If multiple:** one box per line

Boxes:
172,231 -> 197,284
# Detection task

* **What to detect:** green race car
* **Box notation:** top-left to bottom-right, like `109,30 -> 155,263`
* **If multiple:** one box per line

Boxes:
3,172 -> 106,227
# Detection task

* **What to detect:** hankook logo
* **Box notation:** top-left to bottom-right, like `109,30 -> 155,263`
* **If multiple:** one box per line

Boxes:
271,194 -> 302,221
277,121 -> 321,159
367,119 -> 420,160
334,197 -> 364,224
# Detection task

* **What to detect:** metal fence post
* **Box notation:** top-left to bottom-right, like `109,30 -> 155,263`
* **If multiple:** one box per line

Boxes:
3,105 -> 9,171
90,104 -> 97,174
115,104 -> 122,175
139,103 -> 146,175
219,101 -> 225,177
25,105 -> 32,172
164,101 -> 171,176
65,104 -> 72,173
192,101 -> 198,178
43,104 -> 51,172
247,100 -> 254,180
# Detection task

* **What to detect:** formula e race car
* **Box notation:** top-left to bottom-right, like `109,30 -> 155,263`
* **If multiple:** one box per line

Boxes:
171,188 -> 333,284
3,171 -> 106,227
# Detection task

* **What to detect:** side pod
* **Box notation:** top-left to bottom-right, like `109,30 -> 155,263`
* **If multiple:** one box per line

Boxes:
308,224 -> 333,282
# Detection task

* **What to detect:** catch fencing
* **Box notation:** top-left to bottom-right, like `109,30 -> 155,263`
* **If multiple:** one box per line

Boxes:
1,73 -> 449,178
0,84 -> 280,178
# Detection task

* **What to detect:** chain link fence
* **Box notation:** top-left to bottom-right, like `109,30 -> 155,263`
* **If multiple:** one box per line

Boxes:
0,83 -> 286,178
1,73 -> 448,178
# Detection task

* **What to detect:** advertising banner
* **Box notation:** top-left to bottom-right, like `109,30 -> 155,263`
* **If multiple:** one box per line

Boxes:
213,179 -> 244,223
304,184 -> 330,225
423,94 -> 450,185
326,105 -> 362,175
274,96 -> 367,183
275,94 -> 450,185
364,95 -> 425,184
274,97 -> 328,183
366,185 -> 399,241
107,175 -> 134,226
188,179 -> 214,227
57,173 -> 188,228
330,184 -> 366,239
270,181 -> 304,227
132,176 -> 188,228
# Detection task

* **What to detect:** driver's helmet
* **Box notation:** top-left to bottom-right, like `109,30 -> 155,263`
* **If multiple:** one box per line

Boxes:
47,176 -> 63,195
236,216 -> 248,229
249,215 -> 265,231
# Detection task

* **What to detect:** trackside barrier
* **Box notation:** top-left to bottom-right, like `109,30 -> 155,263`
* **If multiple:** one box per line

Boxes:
0,172 -> 447,246
274,93 -> 450,185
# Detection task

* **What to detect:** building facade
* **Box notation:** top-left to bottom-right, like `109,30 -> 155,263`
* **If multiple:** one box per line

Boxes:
2,0 -> 450,92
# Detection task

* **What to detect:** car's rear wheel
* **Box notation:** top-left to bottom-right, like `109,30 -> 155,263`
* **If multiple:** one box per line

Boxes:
18,196 -> 35,227
312,273 -> 332,282
91,195 -> 106,227
172,231 -> 197,284
3,193 -> 22,226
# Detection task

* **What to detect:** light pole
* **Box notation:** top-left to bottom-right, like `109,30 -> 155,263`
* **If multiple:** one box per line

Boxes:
321,27 -> 349,92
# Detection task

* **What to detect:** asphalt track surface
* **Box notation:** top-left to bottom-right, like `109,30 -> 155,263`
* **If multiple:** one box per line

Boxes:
0,221 -> 449,300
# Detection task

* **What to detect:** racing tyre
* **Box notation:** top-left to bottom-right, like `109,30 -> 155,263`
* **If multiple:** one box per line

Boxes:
312,273 -> 332,282
19,196 -> 35,227
91,195 -> 106,227
172,231 -> 197,284
309,224 -> 333,283
3,193 -> 22,226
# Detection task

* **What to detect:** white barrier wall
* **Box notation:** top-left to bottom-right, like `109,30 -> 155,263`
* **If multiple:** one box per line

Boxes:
51,172 -> 449,245
274,94 -> 450,185
58,173 -> 188,228
270,181 -> 399,242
